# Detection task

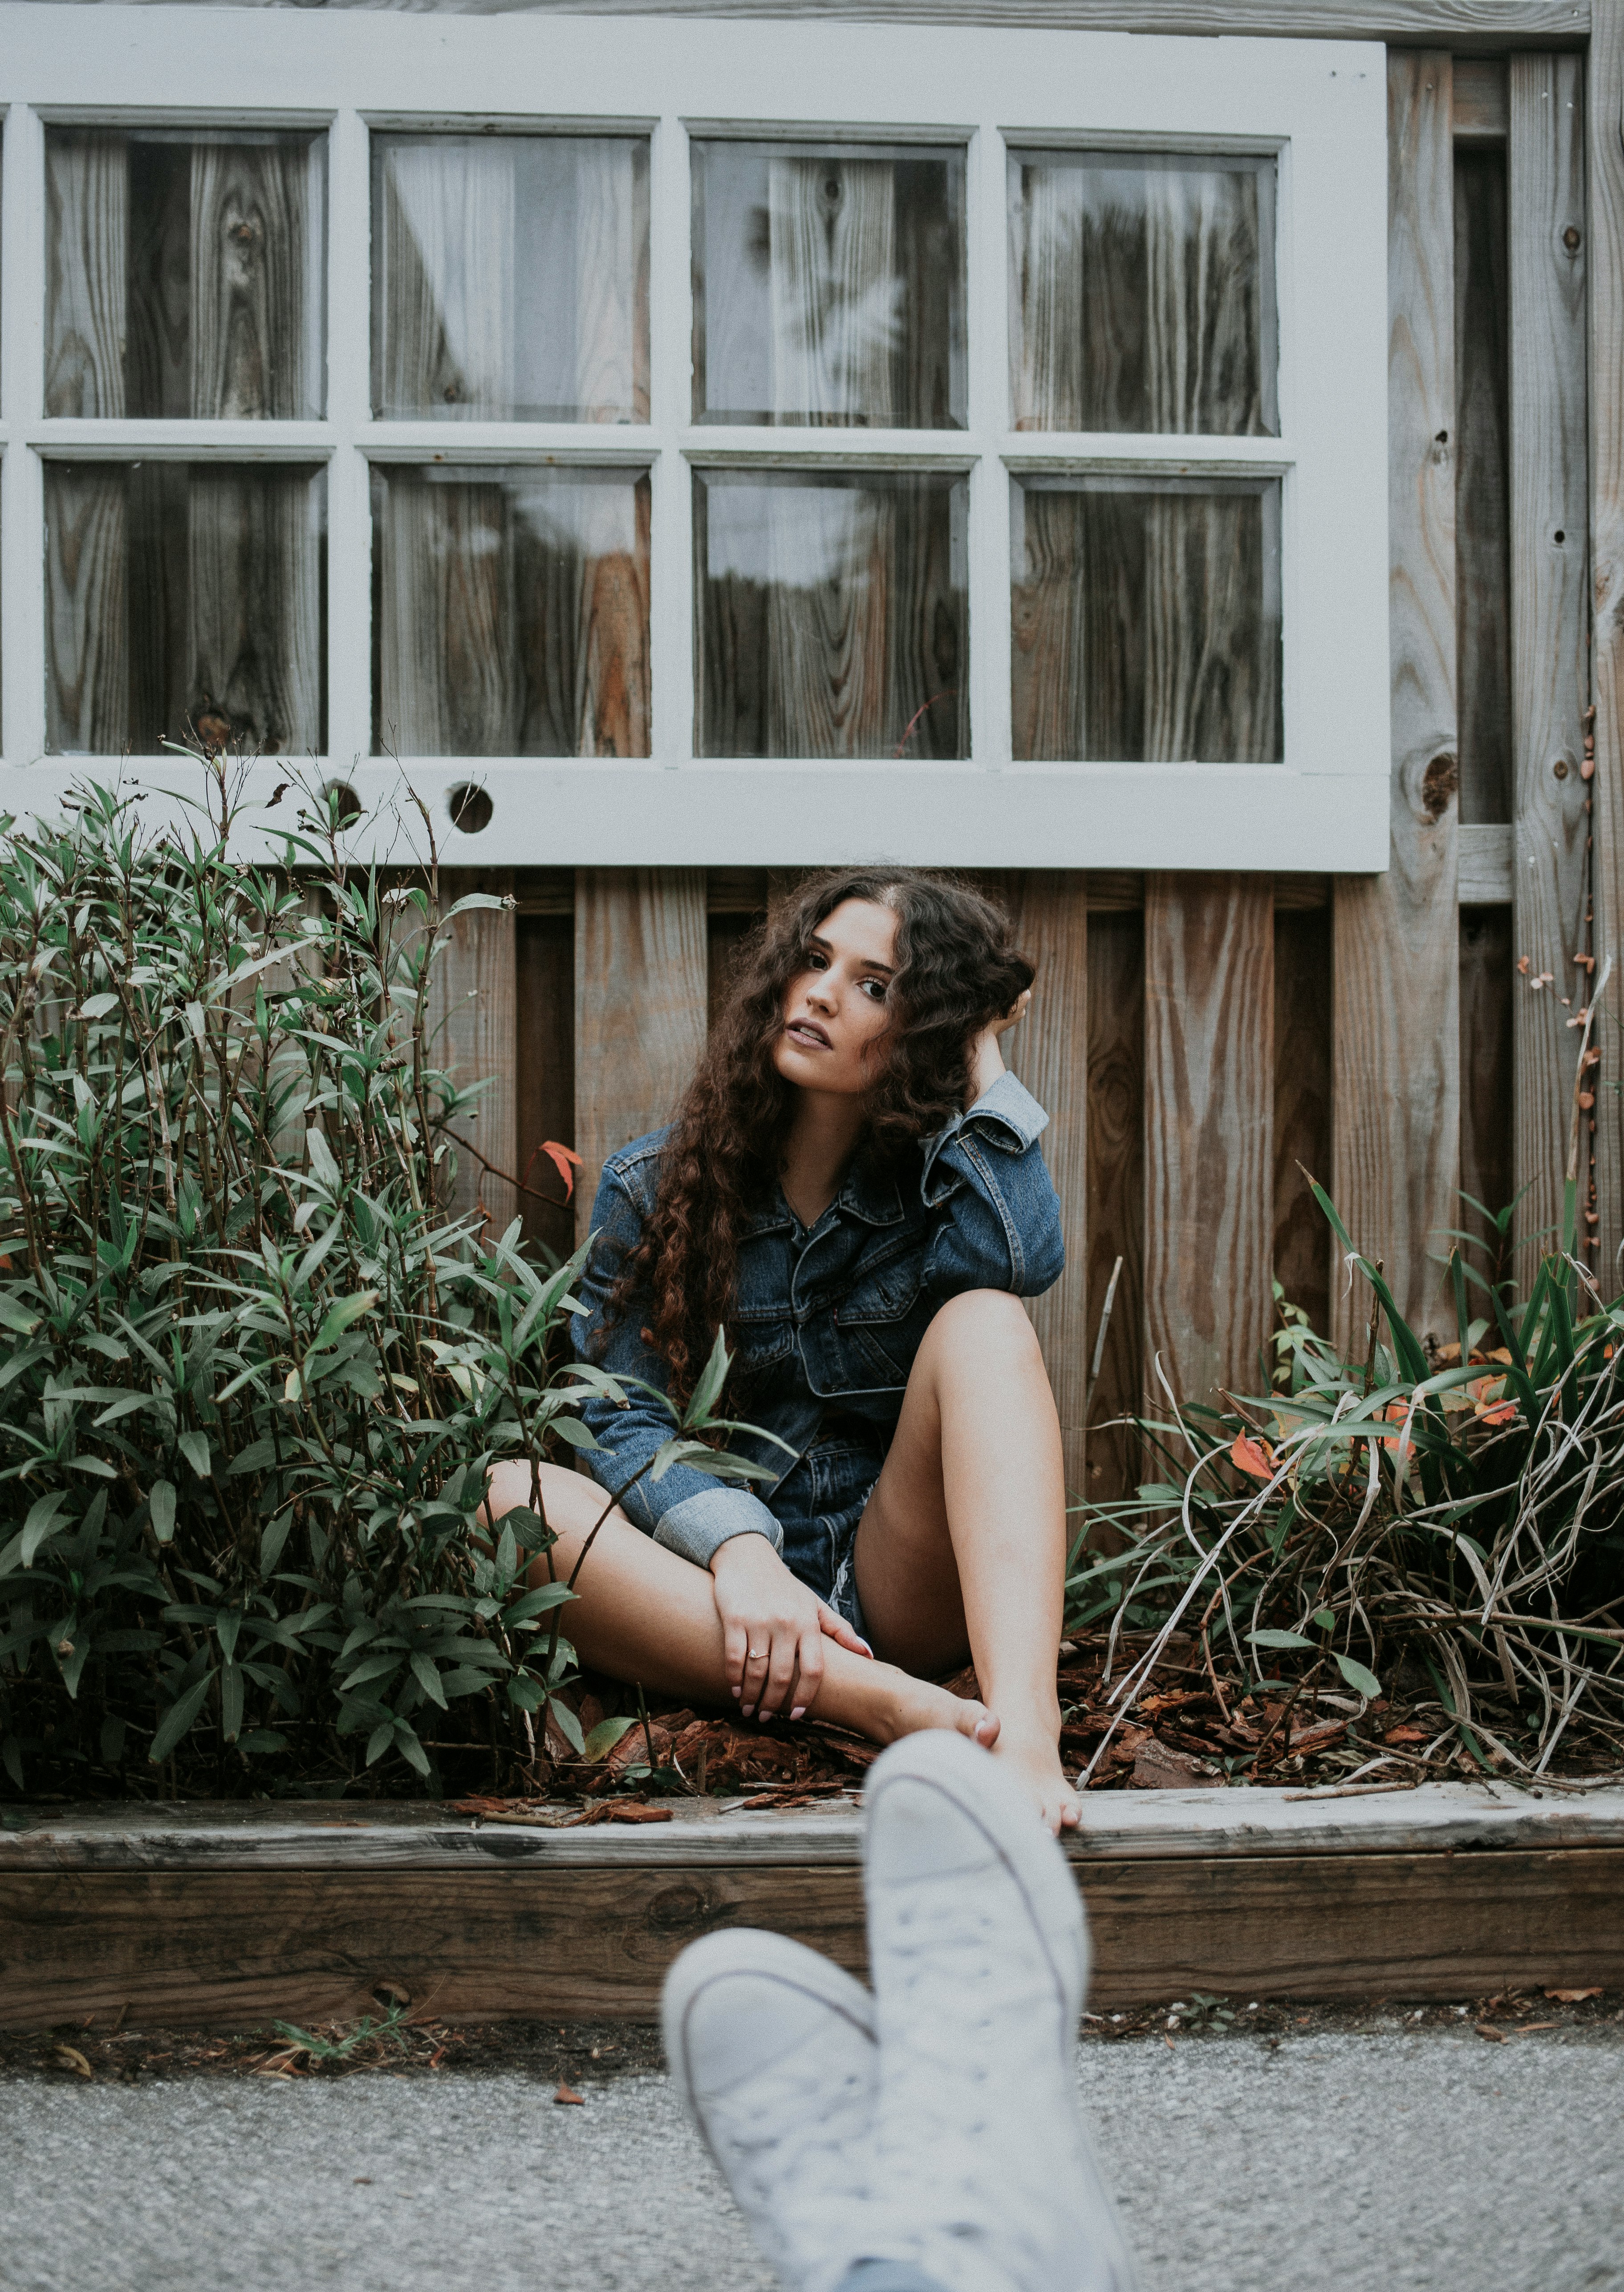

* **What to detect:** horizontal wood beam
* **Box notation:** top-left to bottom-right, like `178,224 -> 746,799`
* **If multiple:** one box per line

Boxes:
2,1846 -> 1620,2028
141,0 -> 1592,50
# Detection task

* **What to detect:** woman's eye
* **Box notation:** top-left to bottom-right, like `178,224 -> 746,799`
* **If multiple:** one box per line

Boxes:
807,950 -> 828,972
860,978 -> 887,1002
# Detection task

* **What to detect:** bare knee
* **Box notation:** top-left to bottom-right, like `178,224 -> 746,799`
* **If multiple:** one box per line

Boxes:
483,1457 -> 605,1537
920,1287 -> 1044,1372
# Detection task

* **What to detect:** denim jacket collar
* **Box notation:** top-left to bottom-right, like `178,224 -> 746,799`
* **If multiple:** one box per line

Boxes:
737,1148 -> 908,1238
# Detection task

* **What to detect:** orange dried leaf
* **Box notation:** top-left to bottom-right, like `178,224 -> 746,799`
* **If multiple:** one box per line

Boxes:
540,1140 -> 583,1200
1230,1434 -> 1276,1479
554,2082 -> 585,2105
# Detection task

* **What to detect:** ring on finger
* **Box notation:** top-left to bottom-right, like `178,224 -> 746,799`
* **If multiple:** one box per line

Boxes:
748,1646 -> 765,1659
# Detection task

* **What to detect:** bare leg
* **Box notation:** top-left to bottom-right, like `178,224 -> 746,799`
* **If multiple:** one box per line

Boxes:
852,1289 -> 1079,1833
484,1459 -> 997,1752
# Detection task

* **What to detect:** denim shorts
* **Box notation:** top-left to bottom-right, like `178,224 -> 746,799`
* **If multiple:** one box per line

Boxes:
772,1427 -> 883,1651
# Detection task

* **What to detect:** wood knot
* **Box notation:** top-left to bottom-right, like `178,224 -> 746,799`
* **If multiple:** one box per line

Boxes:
1421,752 -> 1458,820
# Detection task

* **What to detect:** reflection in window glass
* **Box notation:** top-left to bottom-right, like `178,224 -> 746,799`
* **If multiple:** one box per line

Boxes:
693,142 -> 966,427
695,468 -> 967,757
45,462 -> 326,755
1011,475 -> 1281,760
45,129 -> 325,419
1008,151 -> 1276,435
372,465 -> 650,755
372,136 -> 650,422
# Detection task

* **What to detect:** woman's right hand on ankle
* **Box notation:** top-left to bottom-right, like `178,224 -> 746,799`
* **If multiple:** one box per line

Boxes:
709,1535 -> 871,1722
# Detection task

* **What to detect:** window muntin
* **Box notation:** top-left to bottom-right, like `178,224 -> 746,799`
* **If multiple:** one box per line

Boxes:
1010,473 -> 1281,763
371,133 -> 650,423
45,128 -> 326,420
45,461 -> 327,755
694,466 -> 967,759
691,140 -> 966,429
371,463 -> 651,756
1007,150 -> 1277,436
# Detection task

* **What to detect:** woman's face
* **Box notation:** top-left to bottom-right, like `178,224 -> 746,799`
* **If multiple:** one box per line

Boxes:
772,898 -> 898,1098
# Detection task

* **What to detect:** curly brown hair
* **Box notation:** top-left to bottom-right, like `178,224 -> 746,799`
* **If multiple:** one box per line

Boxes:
603,868 -> 1035,1401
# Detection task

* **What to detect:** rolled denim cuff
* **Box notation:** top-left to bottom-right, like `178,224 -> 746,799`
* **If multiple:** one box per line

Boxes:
921,1069 -> 1049,1194
653,1486 -> 784,1569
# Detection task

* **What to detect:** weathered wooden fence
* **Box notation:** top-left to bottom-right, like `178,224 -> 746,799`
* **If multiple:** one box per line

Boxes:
426,43 -> 1624,1503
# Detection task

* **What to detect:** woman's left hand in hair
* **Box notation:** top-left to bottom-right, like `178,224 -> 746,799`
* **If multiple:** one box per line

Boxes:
967,986 -> 1032,1105
709,1533 -> 872,1722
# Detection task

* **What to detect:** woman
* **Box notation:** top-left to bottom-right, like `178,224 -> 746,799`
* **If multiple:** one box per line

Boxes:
485,869 -> 1080,1831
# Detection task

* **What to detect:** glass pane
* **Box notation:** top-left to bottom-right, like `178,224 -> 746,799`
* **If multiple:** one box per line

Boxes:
45,129 -> 325,419
373,135 -> 649,422
693,142 -> 966,428
372,465 -> 650,755
1008,151 -> 1276,435
1011,475 -> 1281,761
45,462 -> 326,755
695,467 -> 967,757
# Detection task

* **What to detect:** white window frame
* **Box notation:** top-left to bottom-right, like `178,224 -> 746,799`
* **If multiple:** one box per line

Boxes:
0,3 -> 1389,870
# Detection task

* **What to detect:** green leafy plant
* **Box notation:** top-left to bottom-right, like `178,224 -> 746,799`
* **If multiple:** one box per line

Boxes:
0,761 -> 775,1798
1068,1177 -> 1624,1783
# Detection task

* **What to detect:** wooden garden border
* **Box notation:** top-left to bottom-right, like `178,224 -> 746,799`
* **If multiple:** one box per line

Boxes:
3,1781 -> 1621,2031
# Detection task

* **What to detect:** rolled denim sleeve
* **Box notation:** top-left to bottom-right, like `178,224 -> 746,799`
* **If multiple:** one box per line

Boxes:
918,1071 -> 1065,1298
569,1159 -> 784,1568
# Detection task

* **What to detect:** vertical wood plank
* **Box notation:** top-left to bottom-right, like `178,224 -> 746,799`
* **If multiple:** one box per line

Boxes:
1591,5 -> 1624,1283
430,870 -> 518,1237
1272,900 -> 1333,1337
1332,51 -> 1459,1350
574,871 -> 708,1241
1005,873 -> 1088,1493
43,132 -> 126,418
1084,904 -> 1145,1503
1144,874 -> 1273,1410
1510,53 -> 1590,1280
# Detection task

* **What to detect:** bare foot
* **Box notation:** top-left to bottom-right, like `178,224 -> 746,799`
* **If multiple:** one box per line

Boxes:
872,1662 -> 1000,1752
990,1723 -> 1083,1837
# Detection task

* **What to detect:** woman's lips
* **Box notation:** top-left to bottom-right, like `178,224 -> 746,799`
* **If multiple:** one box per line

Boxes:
786,1019 -> 832,1049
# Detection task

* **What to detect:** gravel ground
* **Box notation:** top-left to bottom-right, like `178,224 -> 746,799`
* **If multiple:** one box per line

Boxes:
2,2024 -> 1620,2292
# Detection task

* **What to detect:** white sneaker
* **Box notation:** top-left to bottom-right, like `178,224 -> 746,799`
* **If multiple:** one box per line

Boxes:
662,1928 -> 880,2292
860,1732 -> 1140,2292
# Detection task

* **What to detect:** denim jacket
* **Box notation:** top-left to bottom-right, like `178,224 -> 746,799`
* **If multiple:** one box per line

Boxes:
569,1070 -> 1064,1590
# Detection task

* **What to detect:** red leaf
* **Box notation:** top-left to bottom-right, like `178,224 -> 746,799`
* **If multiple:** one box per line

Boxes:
1230,1434 -> 1276,1479
554,2082 -> 585,2105
540,1140 -> 583,1200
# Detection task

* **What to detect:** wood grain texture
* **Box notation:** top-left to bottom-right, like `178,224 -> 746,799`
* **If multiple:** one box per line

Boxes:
515,908 -> 577,1265
9,1777 -> 1619,1866
44,132 -> 127,418
430,869 -> 518,1235
1454,57 -> 1510,142
1332,53 -> 1458,1352
1460,904 -> 1517,1284
186,465 -> 325,755
1272,903 -> 1333,1336
1143,874 -> 1273,1409
1004,874 -> 1088,1493
44,468 -> 129,755
1589,5 -> 1624,1283
1084,906 -> 1144,1503
189,141 -> 311,418
573,871 -> 708,1241
4,1846 -> 1621,2031
1510,53 -> 1591,1278
224,0 -> 1588,46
